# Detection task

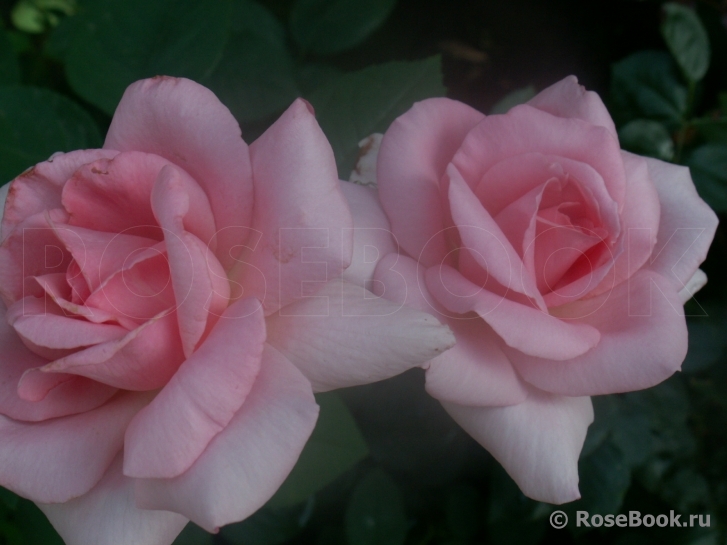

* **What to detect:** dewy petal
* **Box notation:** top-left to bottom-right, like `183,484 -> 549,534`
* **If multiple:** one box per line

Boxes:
0,303 -> 117,422
526,76 -> 618,139
0,392 -> 151,503
123,297 -> 265,479
339,181 -> 397,290
133,345 -> 319,533
509,270 -> 688,396
371,253 -> 527,407
266,279 -> 455,392
451,104 -> 626,206
232,99 -> 353,315
377,98 -> 484,267
643,157 -> 718,292
151,165 -> 230,357
39,455 -> 188,545
425,264 -> 600,360
104,77 -> 253,269
442,389 -> 593,504
1,149 -> 118,239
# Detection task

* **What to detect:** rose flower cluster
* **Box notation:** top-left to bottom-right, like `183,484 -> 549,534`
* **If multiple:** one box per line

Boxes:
0,76 -> 716,544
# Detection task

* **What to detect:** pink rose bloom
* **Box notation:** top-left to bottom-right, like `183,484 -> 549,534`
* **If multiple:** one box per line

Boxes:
371,76 -> 718,503
0,77 -> 453,544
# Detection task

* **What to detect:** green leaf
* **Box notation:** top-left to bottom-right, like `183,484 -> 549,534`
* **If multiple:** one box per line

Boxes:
574,442 -> 631,516
172,523 -> 213,545
618,119 -> 675,161
290,0 -> 397,56
685,143 -> 727,212
445,484 -> 483,540
489,85 -> 536,115
0,85 -> 101,183
56,0 -> 231,114
220,505 -> 306,545
0,27 -> 20,85
692,117 -> 727,145
661,3 -> 710,83
308,56 -> 445,177
203,0 -> 299,123
682,317 -> 727,373
269,392 -> 368,507
610,51 -> 688,128
0,487 -> 18,510
345,469 -> 408,545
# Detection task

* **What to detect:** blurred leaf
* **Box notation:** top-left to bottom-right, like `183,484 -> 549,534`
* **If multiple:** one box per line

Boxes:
661,3 -> 710,83
610,51 -> 688,127
0,85 -> 101,183
489,85 -> 536,114
345,469 -> 407,545
445,484 -> 483,540
172,522 -> 213,545
487,467 -> 546,545
0,487 -> 18,510
573,442 -> 631,517
0,27 -> 20,85
296,62 -> 342,95
618,119 -> 674,161
56,0 -> 232,114
308,56 -> 445,177
14,499 -> 64,545
219,504 -> 305,545
269,392 -> 368,507
203,0 -> 299,123
682,317 -> 727,373
692,117 -> 727,145
685,143 -> 727,212
11,1 -> 46,33
290,0 -> 397,56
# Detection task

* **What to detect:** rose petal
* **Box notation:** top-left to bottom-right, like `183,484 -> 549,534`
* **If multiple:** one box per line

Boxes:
123,297 -> 265,479
679,268 -> 707,304
133,345 -> 319,533
104,77 -> 253,269
508,269 -> 688,396
377,98 -> 484,267
39,455 -> 188,545
0,392 -> 150,503
266,279 -> 455,392
442,389 -> 593,504
231,99 -> 353,315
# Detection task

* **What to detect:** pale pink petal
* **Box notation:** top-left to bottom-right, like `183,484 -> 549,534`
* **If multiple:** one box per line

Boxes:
104,77 -> 253,269
133,345 -> 319,533
377,98 -> 484,267
339,181 -> 397,290
679,268 -> 707,303
443,389 -> 593,504
42,310 -> 185,391
643,157 -> 718,292
266,279 -> 454,392
0,392 -> 150,503
508,270 -> 688,396
451,104 -> 626,206
151,165 -> 230,356
372,253 -> 527,406
527,76 -> 618,139
0,304 -> 117,422
39,455 -> 188,545
123,297 -> 265,479
1,150 -> 118,239
425,264 -> 600,360
231,99 -> 353,315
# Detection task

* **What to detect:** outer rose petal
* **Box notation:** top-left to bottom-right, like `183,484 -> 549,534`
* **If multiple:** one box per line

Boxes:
39,455 -> 188,545
1,149 -> 118,239
527,76 -> 618,139
0,304 -> 117,422
339,181 -> 397,290
232,99 -> 353,315
643,157 -> 718,292
133,345 -> 319,533
123,297 -> 265,479
266,279 -> 455,392
377,98 -> 484,267
372,253 -> 527,407
0,392 -> 151,503
679,268 -> 707,304
508,270 -> 688,396
442,389 -> 593,504
104,77 -> 253,270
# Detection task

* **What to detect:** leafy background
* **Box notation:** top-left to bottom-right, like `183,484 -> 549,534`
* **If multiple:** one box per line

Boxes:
0,0 -> 727,544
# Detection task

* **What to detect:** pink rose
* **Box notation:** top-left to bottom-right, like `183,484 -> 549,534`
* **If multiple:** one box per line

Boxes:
372,76 -> 718,503
0,77 -> 453,544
